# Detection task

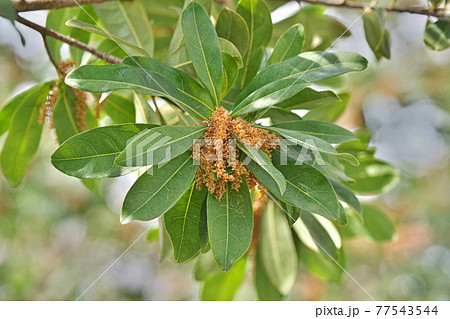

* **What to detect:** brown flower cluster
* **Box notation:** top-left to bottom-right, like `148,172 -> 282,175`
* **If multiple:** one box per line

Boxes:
194,107 -> 279,200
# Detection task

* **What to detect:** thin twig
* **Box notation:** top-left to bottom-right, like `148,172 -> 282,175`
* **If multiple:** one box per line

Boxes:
16,16 -> 123,64
293,0 -> 449,19
42,35 -> 62,74
13,0 -> 449,18
13,0 -> 115,12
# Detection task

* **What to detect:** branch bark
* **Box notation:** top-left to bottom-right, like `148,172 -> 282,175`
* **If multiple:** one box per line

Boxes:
16,16 -> 123,64
13,0 -> 114,12
294,0 -> 449,19
13,0 -> 449,18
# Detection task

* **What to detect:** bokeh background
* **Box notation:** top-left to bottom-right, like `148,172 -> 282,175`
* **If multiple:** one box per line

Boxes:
0,1 -> 449,300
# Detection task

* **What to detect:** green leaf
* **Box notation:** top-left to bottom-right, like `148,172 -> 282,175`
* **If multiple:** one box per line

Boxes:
219,38 -> 243,68
273,120 -> 357,144
346,204 -> 395,242
342,156 -> 400,194
51,124 -> 156,179
266,125 -> 358,165
115,125 -> 206,167
259,200 -> 298,295
236,0 -> 272,88
181,2 -> 222,105
146,227 -> 159,242
199,195 -> 210,253
304,92 -> 349,122
1,82 -> 52,186
363,9 -> 391,60
68,6 -> 95,65
237,140 -> 286,194
65,63 -> 213,120
215,8 -> 249,57
94,0 -> 154,56
201,256 -> 247,301
330,178 -> 362,218
267,23 -> 304,66
124,56 -> 214,115
102,93 -> 136,124
132,92 -> 159,125
53,83 -> 97,143
0,83 -> 51,137
276,88 -> 340,110
66,19 -> 149,56
221,53 -> 239,99
232,51 -> 368,116
81,178 -> 102,196
267,107 -> 302,124
424,19 -> 450,51
281,202 -> 301,227
299,243 -> 344,283
294,211 -> 341,260
0,0 -> 16,21
207,180 -> 253,271
46,8 -> 77,63
254,245 -> 284,300
269,150 -> 340,221
164,184 -> 207,263
159,217 -> 173,261
121,151 -> 198,223
195,252 -> 220,281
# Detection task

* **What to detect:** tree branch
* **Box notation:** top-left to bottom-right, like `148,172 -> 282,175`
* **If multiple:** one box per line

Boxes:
13,0 -> 115,12
292,0 -> 449,19
16,15 -> 123,64
13,0 -> 449,18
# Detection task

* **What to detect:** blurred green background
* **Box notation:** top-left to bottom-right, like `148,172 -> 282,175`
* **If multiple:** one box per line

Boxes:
0,4 -> 449,300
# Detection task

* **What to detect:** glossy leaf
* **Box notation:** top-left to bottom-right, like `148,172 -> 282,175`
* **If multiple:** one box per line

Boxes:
199,195 -> 210,253
52,124 -> 156,179
164,184 -> 207,263
276,88 -> 340,111
115,125 -> 206,167
232,52 -> 368,116
201,256 -> 247,301
346,204 -> 395,242
46,8 -> 77,63
124,56 -> 214,114
294,211 -> 341,260
1,82 -> 52,186
266,126 -> 359,165
269,150 -> 340,221
121,152 -> 198,223
53,83 -> 97,143
181,2 -> 222,105
102,93 -> 136,124
219,38 -> 243,68
267,23 -> 304,66
94,0 -> 154,56
66,19 -> 149,56
267,107 -> 302,124
215,8 -> 249,57
132,92 -> 159,125
424,19 -> 450,51
236,0 -> 272,88
255,246 -> 284,300
342,156 -> 400,194
65,63 -> 213,120
330,178 -> 362,218
363,9 -> 391,60
304,93 -> 349,122
273,120 -> 357,144
259,200 -> 298,295
237,140 -> 286,194
0,82 -> 51,137
207,180 -> 253,271
299,243 -> 345,283
221,53 -> 239,99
